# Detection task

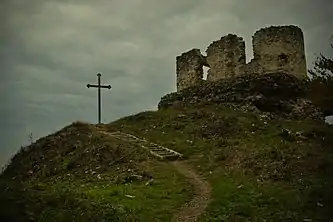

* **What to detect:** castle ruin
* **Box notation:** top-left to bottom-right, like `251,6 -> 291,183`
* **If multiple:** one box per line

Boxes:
176,25 -> 307,91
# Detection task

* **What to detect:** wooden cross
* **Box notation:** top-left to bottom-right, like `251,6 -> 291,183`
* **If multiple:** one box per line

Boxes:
87,73 -> 111,124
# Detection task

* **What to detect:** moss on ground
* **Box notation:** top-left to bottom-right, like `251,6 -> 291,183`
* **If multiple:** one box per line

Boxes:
107,104 -> 333,221
1,83 -> 333,221
0,122 -> 192,221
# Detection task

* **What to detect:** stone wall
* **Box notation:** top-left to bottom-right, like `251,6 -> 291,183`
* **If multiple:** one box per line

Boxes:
206,34 -> 246,81
176,49 -> 208,91
250,25 -> 307,78
175,25 -> 307,91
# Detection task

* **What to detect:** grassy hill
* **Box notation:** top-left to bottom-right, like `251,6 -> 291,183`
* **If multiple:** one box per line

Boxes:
0,123 -> 192,221
1,73 -> 333,221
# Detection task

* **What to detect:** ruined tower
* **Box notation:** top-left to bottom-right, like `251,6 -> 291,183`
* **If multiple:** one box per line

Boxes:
176,48 -> 208,91
206,34 -> 246,81
249,25 -> 307,78
175,25 -> 307,91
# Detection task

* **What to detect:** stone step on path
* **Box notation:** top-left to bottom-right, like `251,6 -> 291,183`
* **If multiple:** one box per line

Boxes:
96,127 -> 212,221
98,130 -> 183,161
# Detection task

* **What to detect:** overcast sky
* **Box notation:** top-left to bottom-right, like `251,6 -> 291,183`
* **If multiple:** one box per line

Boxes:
1,0 -> 332,167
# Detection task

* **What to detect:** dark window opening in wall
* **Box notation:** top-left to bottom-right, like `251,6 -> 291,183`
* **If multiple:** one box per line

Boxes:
278,53 -> 288,64
203,66 -> 209,80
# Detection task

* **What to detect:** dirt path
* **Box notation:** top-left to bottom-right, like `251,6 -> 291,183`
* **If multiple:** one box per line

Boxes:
96,127 -> 212,221
171,161 -> 212,222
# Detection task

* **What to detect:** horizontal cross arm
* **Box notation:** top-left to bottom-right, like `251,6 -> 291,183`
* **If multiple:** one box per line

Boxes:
87,84 -> 112,89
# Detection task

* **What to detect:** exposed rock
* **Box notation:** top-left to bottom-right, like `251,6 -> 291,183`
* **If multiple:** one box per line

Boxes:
158,73 -> 324,120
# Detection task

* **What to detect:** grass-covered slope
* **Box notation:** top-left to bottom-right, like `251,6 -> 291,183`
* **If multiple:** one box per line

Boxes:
107,104 -> 333,221
1,73 -> 333,221
0,122 -> 191,221
105,73 -> 333,221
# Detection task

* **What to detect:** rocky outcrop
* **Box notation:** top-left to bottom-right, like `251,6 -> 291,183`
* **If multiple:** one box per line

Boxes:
158,73 -> 323,120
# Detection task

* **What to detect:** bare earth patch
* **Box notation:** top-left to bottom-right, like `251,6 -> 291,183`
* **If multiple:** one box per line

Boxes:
171,161 -> 212,222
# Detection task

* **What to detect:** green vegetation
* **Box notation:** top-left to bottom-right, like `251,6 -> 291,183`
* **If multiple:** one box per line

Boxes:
19,162 -> 191,222
0,122 -> 192,221
308,36 -> 332,80
308,37 -> 333,116
107,104 -> 333,221
1,72 -> 333,221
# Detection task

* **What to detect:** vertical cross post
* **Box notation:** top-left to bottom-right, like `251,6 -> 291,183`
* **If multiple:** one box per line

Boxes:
97,73 -> 101,124
87,73 -> 111,124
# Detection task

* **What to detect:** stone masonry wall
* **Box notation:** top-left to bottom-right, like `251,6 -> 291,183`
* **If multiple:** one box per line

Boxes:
175,25 -> 307,91
206,34 -> 246,81
250,25 -> 307,78
176,49 -> 208,91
